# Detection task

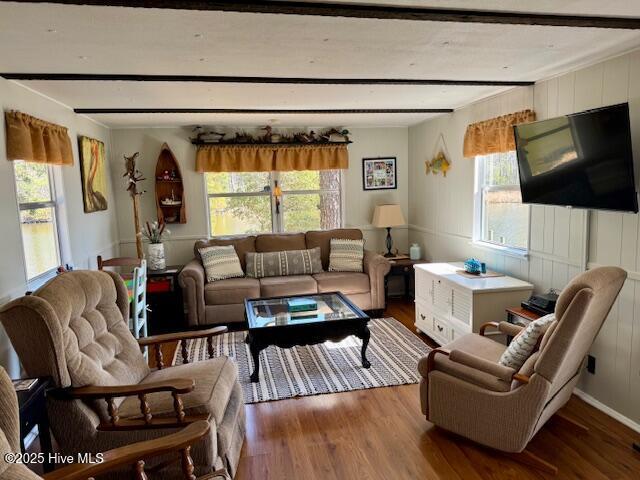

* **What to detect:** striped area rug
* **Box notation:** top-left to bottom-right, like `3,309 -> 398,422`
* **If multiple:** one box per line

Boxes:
175,317 -> 430,404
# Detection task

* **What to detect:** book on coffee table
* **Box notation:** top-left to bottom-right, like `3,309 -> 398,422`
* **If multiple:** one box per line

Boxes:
287,298 -> 318,312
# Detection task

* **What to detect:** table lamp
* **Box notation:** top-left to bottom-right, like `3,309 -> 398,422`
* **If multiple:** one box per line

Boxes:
372,204 -> 406,257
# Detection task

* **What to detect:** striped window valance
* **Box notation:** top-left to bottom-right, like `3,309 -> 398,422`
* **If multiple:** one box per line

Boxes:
195,144 -> 349,172
463,109 -> 536,157
4,111 -> 74,165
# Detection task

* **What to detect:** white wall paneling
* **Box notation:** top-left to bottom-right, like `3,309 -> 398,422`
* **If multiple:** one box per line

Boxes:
408,48 -> 640,426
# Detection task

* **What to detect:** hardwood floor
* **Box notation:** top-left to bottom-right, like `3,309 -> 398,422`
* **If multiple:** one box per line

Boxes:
234,298 -> 640,480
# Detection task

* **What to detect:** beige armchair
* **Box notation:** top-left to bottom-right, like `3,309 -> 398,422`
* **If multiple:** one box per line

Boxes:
0,367 -> 228,480
0,270 -> 245,479
418,266 -> 627,474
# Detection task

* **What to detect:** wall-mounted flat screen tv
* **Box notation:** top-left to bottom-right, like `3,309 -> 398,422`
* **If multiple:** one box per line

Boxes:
513,103 -> 638,213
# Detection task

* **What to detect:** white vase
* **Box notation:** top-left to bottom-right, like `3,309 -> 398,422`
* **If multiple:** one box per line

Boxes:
409,243 -> 421,260
147,243 -> 166,270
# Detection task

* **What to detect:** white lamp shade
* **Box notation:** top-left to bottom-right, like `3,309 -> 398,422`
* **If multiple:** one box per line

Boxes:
372,204 -> 406,228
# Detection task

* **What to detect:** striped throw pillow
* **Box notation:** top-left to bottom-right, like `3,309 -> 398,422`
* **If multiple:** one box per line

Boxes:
498,313 -> 556,370
328,238 -> 365,272
199,245 -> 244,282
245,247 -> 323,278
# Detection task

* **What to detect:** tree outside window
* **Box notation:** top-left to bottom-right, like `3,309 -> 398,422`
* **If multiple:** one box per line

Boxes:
206,170 -> 342,236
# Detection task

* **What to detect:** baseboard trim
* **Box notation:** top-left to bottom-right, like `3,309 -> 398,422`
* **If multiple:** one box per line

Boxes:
573,388 -> 640,434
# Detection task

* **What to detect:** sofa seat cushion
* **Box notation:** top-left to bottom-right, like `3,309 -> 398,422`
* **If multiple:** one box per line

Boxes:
259,275 -> 317,297
118,357 -> 238,424
204,278 -> 260,305
313,272 -> 370,295
418,333 -> 511,392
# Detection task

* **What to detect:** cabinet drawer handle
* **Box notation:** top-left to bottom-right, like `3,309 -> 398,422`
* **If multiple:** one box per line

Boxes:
420,314 -> 426,320
437,325 -> 444,332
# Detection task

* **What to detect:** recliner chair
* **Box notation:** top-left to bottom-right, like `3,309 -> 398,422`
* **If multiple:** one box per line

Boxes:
418,266 -> 627,474
0,270 -> 245,478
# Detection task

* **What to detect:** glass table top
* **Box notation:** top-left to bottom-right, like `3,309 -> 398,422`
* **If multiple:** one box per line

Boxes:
245,292 -> 367,329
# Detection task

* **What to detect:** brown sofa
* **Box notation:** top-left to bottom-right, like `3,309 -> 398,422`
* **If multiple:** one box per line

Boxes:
179,229 -> 391,327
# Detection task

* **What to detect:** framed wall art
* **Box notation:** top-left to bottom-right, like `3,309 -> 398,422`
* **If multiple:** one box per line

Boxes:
362,157 -> 397,190
78,136 -> 108,213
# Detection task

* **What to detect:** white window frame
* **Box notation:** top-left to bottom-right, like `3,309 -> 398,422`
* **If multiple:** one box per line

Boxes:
204,170 -> 345,237
12,161 -> 67,287
472,152 -> 530,258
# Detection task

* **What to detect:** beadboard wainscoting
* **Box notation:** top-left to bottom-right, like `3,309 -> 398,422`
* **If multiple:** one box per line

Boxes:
409,48 -> 640,429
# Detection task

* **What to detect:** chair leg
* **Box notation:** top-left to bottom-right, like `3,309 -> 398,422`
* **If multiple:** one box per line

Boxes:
553,411 -> 589,434
504,449 -> 558,475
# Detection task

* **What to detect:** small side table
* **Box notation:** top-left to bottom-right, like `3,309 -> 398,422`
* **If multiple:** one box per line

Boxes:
505,306 -> 541,328
15,377 -> 53,473
505,306 -> 541,343
385,258 -> 424,300
147,265 -> 185,335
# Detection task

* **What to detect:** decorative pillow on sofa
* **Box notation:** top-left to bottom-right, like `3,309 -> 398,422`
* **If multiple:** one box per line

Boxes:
498,313 -> 556,370
245,247 -> 323,278
328,238 -> 365,272
199,245 -> 244,282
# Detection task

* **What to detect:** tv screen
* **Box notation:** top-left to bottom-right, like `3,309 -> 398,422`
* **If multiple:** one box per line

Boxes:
514,103 -> 638,213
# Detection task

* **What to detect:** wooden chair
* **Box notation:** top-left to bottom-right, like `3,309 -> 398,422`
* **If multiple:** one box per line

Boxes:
132,260 -> 149,358
97,255 -> 141,271
98,256 -> 149,348
0,367 -> 229,480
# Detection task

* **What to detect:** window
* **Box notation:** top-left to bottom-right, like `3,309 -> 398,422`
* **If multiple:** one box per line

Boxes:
474,151 -> 529,252
14,161 -> 62,281
205,170 -> 343,236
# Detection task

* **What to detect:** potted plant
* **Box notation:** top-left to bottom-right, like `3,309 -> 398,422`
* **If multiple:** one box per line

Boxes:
142,220 -> 170,270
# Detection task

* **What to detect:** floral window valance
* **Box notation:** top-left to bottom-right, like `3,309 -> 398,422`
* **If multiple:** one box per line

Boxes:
4,111 -> 74,165
463,109 -> 536,157
195,144 -> 349,172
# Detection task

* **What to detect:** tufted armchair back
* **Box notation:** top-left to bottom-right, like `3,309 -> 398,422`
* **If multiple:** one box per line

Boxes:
0,270 -> 149,389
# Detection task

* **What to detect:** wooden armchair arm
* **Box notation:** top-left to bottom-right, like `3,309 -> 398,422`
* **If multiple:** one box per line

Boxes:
54,379 -> 209,431
138,326 -> 228,346
42,420 -> 211,480
479,322 -> 500,336
139,326 -> 228,370
60,378 -> 195,399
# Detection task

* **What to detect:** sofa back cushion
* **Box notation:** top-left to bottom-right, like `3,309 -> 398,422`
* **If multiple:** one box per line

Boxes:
256,233 -> 306,252
246,247 -> 323,278
306,229 -> 363,270
194,236 -> 256,271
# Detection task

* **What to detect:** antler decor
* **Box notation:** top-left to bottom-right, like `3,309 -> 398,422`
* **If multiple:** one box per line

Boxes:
123,152 -> 146,258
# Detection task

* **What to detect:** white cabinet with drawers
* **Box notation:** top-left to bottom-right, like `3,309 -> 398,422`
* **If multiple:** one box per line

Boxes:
414,263 -> 533,345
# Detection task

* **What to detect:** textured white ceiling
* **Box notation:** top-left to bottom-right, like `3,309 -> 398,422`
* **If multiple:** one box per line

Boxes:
0,1 -> 639,127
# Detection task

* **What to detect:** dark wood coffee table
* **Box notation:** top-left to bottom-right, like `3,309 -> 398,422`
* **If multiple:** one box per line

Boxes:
244,291 -> 371,383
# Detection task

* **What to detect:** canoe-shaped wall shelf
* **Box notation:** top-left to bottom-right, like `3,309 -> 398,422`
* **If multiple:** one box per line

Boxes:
155,143 -> 186,224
